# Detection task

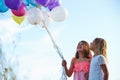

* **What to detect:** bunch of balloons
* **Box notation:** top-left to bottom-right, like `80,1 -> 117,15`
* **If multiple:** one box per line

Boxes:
0,0 -> 68,26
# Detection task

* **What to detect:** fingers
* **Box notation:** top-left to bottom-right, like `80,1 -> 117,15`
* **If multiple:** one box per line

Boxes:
62,60 -> 67,66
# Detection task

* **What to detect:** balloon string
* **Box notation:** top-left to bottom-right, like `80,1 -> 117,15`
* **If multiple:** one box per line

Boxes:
41,19 -> 67,80
44,26 -> 64,60
41,18 -> 64,60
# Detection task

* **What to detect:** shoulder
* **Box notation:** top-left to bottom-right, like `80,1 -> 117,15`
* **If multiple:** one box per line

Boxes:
71,57 -> 76,64
94,55 -> 105,59
97,55 -> 105,60
97,55 -> 106,65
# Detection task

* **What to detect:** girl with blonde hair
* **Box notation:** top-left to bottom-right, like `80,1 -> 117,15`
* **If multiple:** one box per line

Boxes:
89,38 -> 109,80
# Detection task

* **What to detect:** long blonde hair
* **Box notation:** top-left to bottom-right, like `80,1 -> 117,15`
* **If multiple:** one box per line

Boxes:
94,38 -> 107,58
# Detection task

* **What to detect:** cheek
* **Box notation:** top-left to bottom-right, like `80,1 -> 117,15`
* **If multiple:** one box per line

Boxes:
77,46 -> 83,51
90,44 -> 92,49
77,48 -> 80,51
90,45 -> 93,49
90,44 -> 94,50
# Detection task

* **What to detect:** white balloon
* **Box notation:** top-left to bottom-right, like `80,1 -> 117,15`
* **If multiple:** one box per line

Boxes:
26,8 -> 42,25
40,10 -> 52,28
50,6 -> 68,22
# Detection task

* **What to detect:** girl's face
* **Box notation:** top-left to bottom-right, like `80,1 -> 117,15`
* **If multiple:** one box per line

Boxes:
77,42 -> 84,52
90,40 -> 95,51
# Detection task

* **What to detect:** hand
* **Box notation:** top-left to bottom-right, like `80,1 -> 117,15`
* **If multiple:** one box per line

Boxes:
62,60 -> 67,67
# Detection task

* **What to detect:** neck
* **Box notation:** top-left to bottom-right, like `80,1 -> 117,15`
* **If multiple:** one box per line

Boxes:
78,52 -> 84,59
93,49 -> 100,55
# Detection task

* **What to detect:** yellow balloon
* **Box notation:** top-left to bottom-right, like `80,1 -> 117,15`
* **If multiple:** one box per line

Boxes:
12,15 -> 25,25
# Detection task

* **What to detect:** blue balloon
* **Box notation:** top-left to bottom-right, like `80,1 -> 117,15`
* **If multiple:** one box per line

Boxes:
22,0 -> 29,6
23,0 -> 38,7
28,0 -> 38,7
0,0 -> 9,13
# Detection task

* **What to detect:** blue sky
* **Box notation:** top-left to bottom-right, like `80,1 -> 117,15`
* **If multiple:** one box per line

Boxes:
0,0 -> 120,80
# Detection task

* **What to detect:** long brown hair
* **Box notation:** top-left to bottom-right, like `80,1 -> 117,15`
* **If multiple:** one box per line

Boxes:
75,41 -> 91,59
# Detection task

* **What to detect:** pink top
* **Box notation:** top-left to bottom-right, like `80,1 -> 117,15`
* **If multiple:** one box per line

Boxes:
73,61 -> 90,80
73,61 -> 90,72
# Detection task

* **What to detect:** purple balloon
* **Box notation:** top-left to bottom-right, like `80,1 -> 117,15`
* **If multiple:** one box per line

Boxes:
48,0 -> 59,5
35,0 -> 50,7
48,1 -> 60,11
5,0 -> 22,10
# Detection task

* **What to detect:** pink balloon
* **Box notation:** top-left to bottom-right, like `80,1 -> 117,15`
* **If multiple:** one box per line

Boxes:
11,3 -> 26,17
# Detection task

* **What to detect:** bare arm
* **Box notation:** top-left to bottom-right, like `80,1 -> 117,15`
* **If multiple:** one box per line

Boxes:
84,59 -> 91,80
84,72 -> 89,80
100,64 -> 109,80
62,58 -> 75,77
